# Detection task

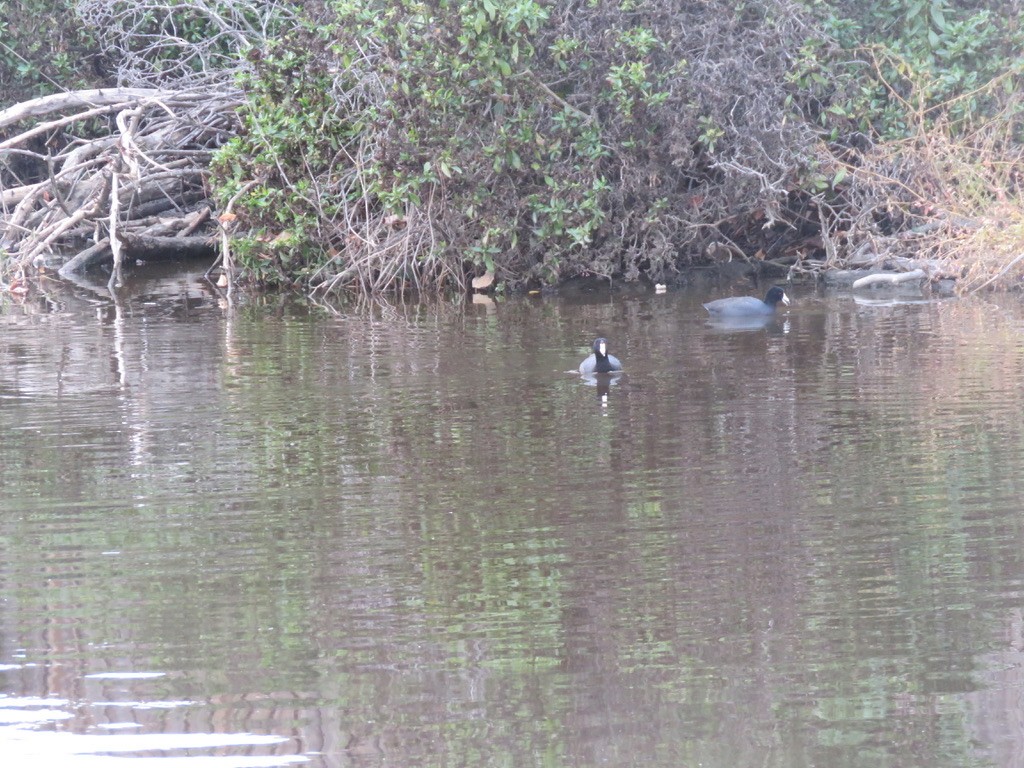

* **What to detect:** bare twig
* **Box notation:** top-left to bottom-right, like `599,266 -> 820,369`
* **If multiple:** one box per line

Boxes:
2,88 -> 237,277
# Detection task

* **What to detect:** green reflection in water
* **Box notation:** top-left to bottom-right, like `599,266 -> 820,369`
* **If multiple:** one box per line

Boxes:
0,290 -> 1022,767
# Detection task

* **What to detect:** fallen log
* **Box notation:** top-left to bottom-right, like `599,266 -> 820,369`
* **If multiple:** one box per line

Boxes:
137,209 -> 211,238
58,238 -> 112,275
118,233 -> 217,261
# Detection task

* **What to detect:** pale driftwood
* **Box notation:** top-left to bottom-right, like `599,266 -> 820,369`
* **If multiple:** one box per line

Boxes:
108,162 -> 124,289
1,181 -> 46,208
1,86 -> 239,278
0,88 -> 174,129
125,192 -> 208,220
179,207 -> 211,236
138,210 -> 207,237
0,101 -> 138,152
851,268 -> 927,289
24,184 -> 110,263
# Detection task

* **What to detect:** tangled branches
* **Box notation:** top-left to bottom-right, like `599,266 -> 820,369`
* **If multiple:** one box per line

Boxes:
0,0 -> 293,285
77,0 -> 296,88
215,0 -> 838,293
0,88 -> 240,282
4,0 -> 1022,294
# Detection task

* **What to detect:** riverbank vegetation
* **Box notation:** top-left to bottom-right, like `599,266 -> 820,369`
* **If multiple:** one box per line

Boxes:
1,0 -> 1023,294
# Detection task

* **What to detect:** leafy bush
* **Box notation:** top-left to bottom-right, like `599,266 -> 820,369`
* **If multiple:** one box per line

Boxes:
814,0 -> 1024,137
215,0 -> 831,292
6,0 -> 1024,291
790,0 -> 1024,288
0,0 -> 105,103
213,28 -> 357,285
211,0 -> 1024,293
74,0 -> 299,88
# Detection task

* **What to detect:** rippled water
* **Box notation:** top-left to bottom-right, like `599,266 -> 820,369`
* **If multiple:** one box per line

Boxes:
3,267 -> 1024,767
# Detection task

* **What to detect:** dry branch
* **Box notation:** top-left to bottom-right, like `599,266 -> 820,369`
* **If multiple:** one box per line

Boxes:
0,88 -> 174,129
1,87 -> 239,278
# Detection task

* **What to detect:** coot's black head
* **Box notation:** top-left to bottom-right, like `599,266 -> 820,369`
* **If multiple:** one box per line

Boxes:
765,286 -> 791,307
581,337 -> 622,374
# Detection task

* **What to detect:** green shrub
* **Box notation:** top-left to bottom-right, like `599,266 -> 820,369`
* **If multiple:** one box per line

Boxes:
0,0 -> 104,103
812,0 -> 1024,138
216,0 -> 829,292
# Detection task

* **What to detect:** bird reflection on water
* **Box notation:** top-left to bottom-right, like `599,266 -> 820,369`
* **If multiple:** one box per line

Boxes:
580,370 -> 622,407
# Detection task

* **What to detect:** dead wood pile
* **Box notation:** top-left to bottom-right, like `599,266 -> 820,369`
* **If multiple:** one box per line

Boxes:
0,87 -> 241,285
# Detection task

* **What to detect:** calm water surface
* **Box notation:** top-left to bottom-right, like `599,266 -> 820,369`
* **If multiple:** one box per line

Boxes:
3,268 -> 1024,767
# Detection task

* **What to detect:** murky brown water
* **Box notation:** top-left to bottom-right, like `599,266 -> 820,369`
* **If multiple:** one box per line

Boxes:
3,266 -> 1024,767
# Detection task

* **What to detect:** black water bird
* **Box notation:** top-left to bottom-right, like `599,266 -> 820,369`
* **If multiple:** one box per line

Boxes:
579,338 -> 623,374
703,285 -> 791,317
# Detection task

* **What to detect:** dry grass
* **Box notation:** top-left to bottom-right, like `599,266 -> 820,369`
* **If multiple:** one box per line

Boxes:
830,54 -> 1024,291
